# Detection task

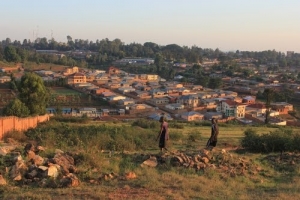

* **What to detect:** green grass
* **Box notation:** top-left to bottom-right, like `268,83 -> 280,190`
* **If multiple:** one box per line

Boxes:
49,87 -> 82,95
1,120 -> 300,199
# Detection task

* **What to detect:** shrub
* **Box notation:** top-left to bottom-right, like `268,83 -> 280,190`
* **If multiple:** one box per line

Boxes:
3,130 -> 27,143
241,129 -> 263,152
131,119 -> 159,129
187,131 -> 202,142
241,128 -> 298,153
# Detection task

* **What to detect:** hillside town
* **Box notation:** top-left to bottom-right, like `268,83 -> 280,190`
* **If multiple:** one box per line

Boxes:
1,53 -> 298,126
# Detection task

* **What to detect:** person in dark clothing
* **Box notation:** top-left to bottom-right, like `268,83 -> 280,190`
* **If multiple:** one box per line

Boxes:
206,118 -> 219,149
156,115 -> 169,153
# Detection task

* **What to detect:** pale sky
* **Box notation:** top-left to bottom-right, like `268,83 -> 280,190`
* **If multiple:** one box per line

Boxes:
0,0 -> 299,53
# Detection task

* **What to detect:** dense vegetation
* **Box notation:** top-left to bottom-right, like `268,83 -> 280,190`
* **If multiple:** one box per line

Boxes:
1,36 -> 300,68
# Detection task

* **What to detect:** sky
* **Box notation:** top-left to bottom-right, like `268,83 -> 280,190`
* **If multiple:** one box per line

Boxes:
0,0 -> 299,53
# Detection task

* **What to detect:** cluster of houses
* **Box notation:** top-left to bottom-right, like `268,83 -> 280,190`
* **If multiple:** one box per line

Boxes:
36,66 -> 293,125
0,59 -> 298,125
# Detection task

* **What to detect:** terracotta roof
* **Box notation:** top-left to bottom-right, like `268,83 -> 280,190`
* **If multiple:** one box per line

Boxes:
246,103 -> 266,109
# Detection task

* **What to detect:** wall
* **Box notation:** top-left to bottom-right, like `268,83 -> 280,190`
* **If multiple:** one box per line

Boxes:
0,115 -> 50,140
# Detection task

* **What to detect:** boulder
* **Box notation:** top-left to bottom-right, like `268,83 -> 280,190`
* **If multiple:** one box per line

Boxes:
141,156 -> 158,167
60,173 -> 79,187
47,165 -> 59,178
33,155 -> 45,166
53,153 -> 76,174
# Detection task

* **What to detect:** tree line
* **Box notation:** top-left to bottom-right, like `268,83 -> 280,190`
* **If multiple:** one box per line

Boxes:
1,36 -> 300,67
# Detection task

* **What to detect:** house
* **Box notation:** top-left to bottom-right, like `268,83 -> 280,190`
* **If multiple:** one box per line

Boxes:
271,102 -> 293,115
118,99 -> 135,106
108,95 -> 126,101
246,103 -> 266,116
0,76 -> 11,83
146,74 -> 159,81
180,111 -> 204,121
67,73 -> 86,85
242,96 -> 256,104
79,107 -> 97,114
219,100 -> 246,118
165,103 -> 185,110
176,95 -> 199,108
204,112 -> 223,120
64,66 -> 79,76
118,87 -> 135,94
148,113 -> 173,121
91,88 -> 110,95
149,97 -> 169,105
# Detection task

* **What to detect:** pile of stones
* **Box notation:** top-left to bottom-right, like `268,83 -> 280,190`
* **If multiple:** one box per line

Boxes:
0,143 -> 79,187
140,148 -> 264,178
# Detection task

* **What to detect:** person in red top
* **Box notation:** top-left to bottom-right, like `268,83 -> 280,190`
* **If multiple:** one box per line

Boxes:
156,115 -> 169,153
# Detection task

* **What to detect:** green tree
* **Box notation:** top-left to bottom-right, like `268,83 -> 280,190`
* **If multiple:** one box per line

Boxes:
263,88 -> 274,124
2,99 -> 30,117
154,53 -> 164,74
18,72 -> 50,116
208,77 -> 223,89
4,46 -> 21,62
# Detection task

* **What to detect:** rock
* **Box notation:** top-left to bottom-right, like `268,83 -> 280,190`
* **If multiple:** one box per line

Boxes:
33,155 -> 45,166
0,175 -> 7,185
37,146 -> 45,152
25,169 -> 38,179
0,147 -> 8,156
170,156 -> 184,167
47,165 -> 59,178
60,173 -> 79,187
24,143 -> 35,153
55,149 -> 64,154
53,153 -> 76,174
141,156 -> 157,167
125,172 -> 137,180
26,150 -> 36,160
10,160 -> 27,181
38,166 -> 48,171
201,157 -> 210,164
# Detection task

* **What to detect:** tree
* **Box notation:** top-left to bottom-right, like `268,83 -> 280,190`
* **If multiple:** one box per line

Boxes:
18,72 -> 50,116
208,77 -> 223,89
2,99 -> 30,118
154,53 -> 164,74
263,88 -> 274,124
4,46 -> 21,62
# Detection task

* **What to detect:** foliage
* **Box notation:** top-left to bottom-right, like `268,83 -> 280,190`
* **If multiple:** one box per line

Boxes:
241,128 -> 300,153
4,45 -> 21,62
2,130 -> 27,143
131,119 -> 160,129
25,121 -> 157,152
2,98 -> 30,117
18,72 -> 50,116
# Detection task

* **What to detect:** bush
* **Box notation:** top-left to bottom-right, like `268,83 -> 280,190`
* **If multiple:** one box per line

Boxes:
3,130 -> 27,143
241,128 -> 298,153
131,119 -> 159,129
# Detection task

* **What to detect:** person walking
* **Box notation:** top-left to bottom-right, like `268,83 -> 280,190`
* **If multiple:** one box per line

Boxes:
206,118 -> 219,150
156,115 -> 169,153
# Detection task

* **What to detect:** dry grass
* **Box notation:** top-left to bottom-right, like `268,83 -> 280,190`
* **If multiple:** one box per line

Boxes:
2,122 -> 300,199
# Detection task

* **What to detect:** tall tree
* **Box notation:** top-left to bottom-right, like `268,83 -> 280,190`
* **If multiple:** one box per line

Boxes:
18,72 -> 50,116
154,53 -> 164,74
263,88 -> 274,124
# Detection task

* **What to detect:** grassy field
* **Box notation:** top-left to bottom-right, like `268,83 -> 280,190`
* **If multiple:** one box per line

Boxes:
1,120 -> 300,200
49,87 -> 82,95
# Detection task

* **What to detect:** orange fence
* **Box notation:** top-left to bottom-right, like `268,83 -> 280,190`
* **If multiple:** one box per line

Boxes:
0,115 -> 50,140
